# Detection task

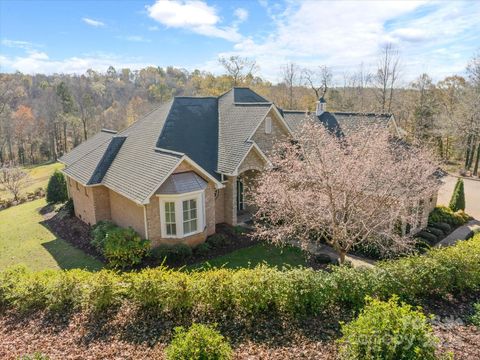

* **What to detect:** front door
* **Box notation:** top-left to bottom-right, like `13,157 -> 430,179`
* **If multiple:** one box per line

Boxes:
236,178 -> 244,212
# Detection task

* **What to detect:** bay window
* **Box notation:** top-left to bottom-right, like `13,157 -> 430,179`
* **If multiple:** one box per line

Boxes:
159,190 -> 205,238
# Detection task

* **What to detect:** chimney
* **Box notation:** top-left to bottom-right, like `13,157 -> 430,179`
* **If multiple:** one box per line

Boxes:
316,96 -> 326,116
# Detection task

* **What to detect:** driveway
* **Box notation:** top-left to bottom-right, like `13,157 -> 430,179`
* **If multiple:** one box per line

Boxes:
437,175 -> 480,219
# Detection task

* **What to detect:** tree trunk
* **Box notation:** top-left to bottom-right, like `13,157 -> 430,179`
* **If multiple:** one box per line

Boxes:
473,142 -> 480,176
465,134 -> 473,170
83,118 -> 88,141
63,122 -> 67,154
468,137 -> 477,169
338,250 -> 347,265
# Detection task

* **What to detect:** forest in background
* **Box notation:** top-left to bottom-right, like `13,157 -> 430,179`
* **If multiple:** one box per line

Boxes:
1,46 -> 479,175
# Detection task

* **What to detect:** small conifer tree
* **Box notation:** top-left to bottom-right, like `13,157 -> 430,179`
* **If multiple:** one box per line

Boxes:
46,170 -> 68,203
449,178 -> 465,212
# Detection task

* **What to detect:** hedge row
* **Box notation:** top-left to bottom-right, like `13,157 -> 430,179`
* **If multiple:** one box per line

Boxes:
1,233 -> 479,319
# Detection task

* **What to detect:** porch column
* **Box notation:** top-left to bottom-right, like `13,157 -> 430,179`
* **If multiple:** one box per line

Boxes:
223,175 -> 237,225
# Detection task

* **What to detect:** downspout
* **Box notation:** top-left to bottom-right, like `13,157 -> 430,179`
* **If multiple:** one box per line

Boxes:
143,205 -> 149,239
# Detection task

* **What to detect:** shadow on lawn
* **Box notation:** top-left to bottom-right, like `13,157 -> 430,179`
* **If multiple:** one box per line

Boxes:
41,238 -> 103,271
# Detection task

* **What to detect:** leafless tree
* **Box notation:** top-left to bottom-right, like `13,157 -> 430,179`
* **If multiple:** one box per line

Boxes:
251,120 -> 439,264
303,65 -> 332,99
0,164 -> 28,201
281,62 -> 301,109
353,62 -> 373,112
375,43 -> 401,113
219,56 -> 259,86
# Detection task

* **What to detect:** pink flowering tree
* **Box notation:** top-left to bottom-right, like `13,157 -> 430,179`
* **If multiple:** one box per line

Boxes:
250,120 -> 440,264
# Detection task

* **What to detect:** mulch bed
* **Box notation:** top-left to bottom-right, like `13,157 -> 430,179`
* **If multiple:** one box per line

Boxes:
0,308 -> 339,360
1,293 -> 479,360
41,206 -> 102,260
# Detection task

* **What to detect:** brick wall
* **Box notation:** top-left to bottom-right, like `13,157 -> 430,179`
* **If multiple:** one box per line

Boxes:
215,187 -> 225,224
109,189 -> 146,238
223,175 -> 237,225
67,176 -> 96,225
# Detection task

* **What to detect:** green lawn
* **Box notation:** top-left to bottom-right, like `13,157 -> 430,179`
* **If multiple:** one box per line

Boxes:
0,162 -> 64,200
0,198 -> 103,271
189,243 -> 309,270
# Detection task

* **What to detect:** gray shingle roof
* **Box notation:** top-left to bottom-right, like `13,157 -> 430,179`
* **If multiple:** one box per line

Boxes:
283,110 -> 394,137
59,130 -> 116,166
233,87 -> 270,103
101,101 -> 183,203
332,112 -> 394,135
157,97 -> 220,180
157,171 -> 207,194
87,136 -> 126,185
218,89 -> 271,174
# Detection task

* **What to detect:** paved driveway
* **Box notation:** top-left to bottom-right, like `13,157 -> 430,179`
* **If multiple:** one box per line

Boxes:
437,175 -> 480,219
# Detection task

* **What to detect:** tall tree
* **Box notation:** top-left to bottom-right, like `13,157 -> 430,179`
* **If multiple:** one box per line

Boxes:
375,43 -> 400,113
56,82 -> 76,154
303,65 -> 332,100
281,62 -> 301,109
219,56 -> 258,86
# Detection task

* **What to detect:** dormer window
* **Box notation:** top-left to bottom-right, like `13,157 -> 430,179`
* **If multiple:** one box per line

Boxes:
265,116 -> 272,134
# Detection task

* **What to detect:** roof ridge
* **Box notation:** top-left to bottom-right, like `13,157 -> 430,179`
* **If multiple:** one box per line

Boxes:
234,102 -> 272,106
174,96 -> 218,99
332,111 -> 393,117
101,128 -> 117,134
60,133 -> 115,168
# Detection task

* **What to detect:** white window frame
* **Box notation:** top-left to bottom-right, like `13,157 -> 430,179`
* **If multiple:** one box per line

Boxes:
265,116 -> 272,134
158,190 -> 206,239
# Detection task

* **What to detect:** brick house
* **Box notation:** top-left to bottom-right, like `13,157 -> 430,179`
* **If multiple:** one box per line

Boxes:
60,87 -> 423,247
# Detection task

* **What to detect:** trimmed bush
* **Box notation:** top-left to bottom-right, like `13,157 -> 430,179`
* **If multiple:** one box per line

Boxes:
428,206 -> 470,227
169,244 -> 193,262
426,226 -> 444,238
416,230 -> 438,245
338,296 -> 438,360
165,323 -> 233,360
91,221 -> 116,253
449,178 -> 465,212
151,243 -> 193,263
46,170 -> 68,204
103,227 -> 150,268
194,242 -> 211,257
471,302 -> 480,328
430,222 -> 451,234
206,234 -> 231,248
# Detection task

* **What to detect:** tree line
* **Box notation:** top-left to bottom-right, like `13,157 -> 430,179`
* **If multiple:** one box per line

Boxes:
0,47 -> 479,174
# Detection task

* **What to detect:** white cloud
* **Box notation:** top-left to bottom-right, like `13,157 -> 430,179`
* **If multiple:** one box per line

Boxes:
122,35 -> 151,43
146,0 -> 242,41
82,17 -> 105,27
1,39 -> 40,50
207,0 -> 480,83
234,8 -> 248,23
148,25 -> 160,31
0,51 -> 152,74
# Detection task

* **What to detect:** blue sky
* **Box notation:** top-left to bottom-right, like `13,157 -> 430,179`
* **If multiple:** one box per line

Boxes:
1,0 -> 479,84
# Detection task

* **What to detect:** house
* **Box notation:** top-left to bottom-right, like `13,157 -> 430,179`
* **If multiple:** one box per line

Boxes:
60,87 -> 421,247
